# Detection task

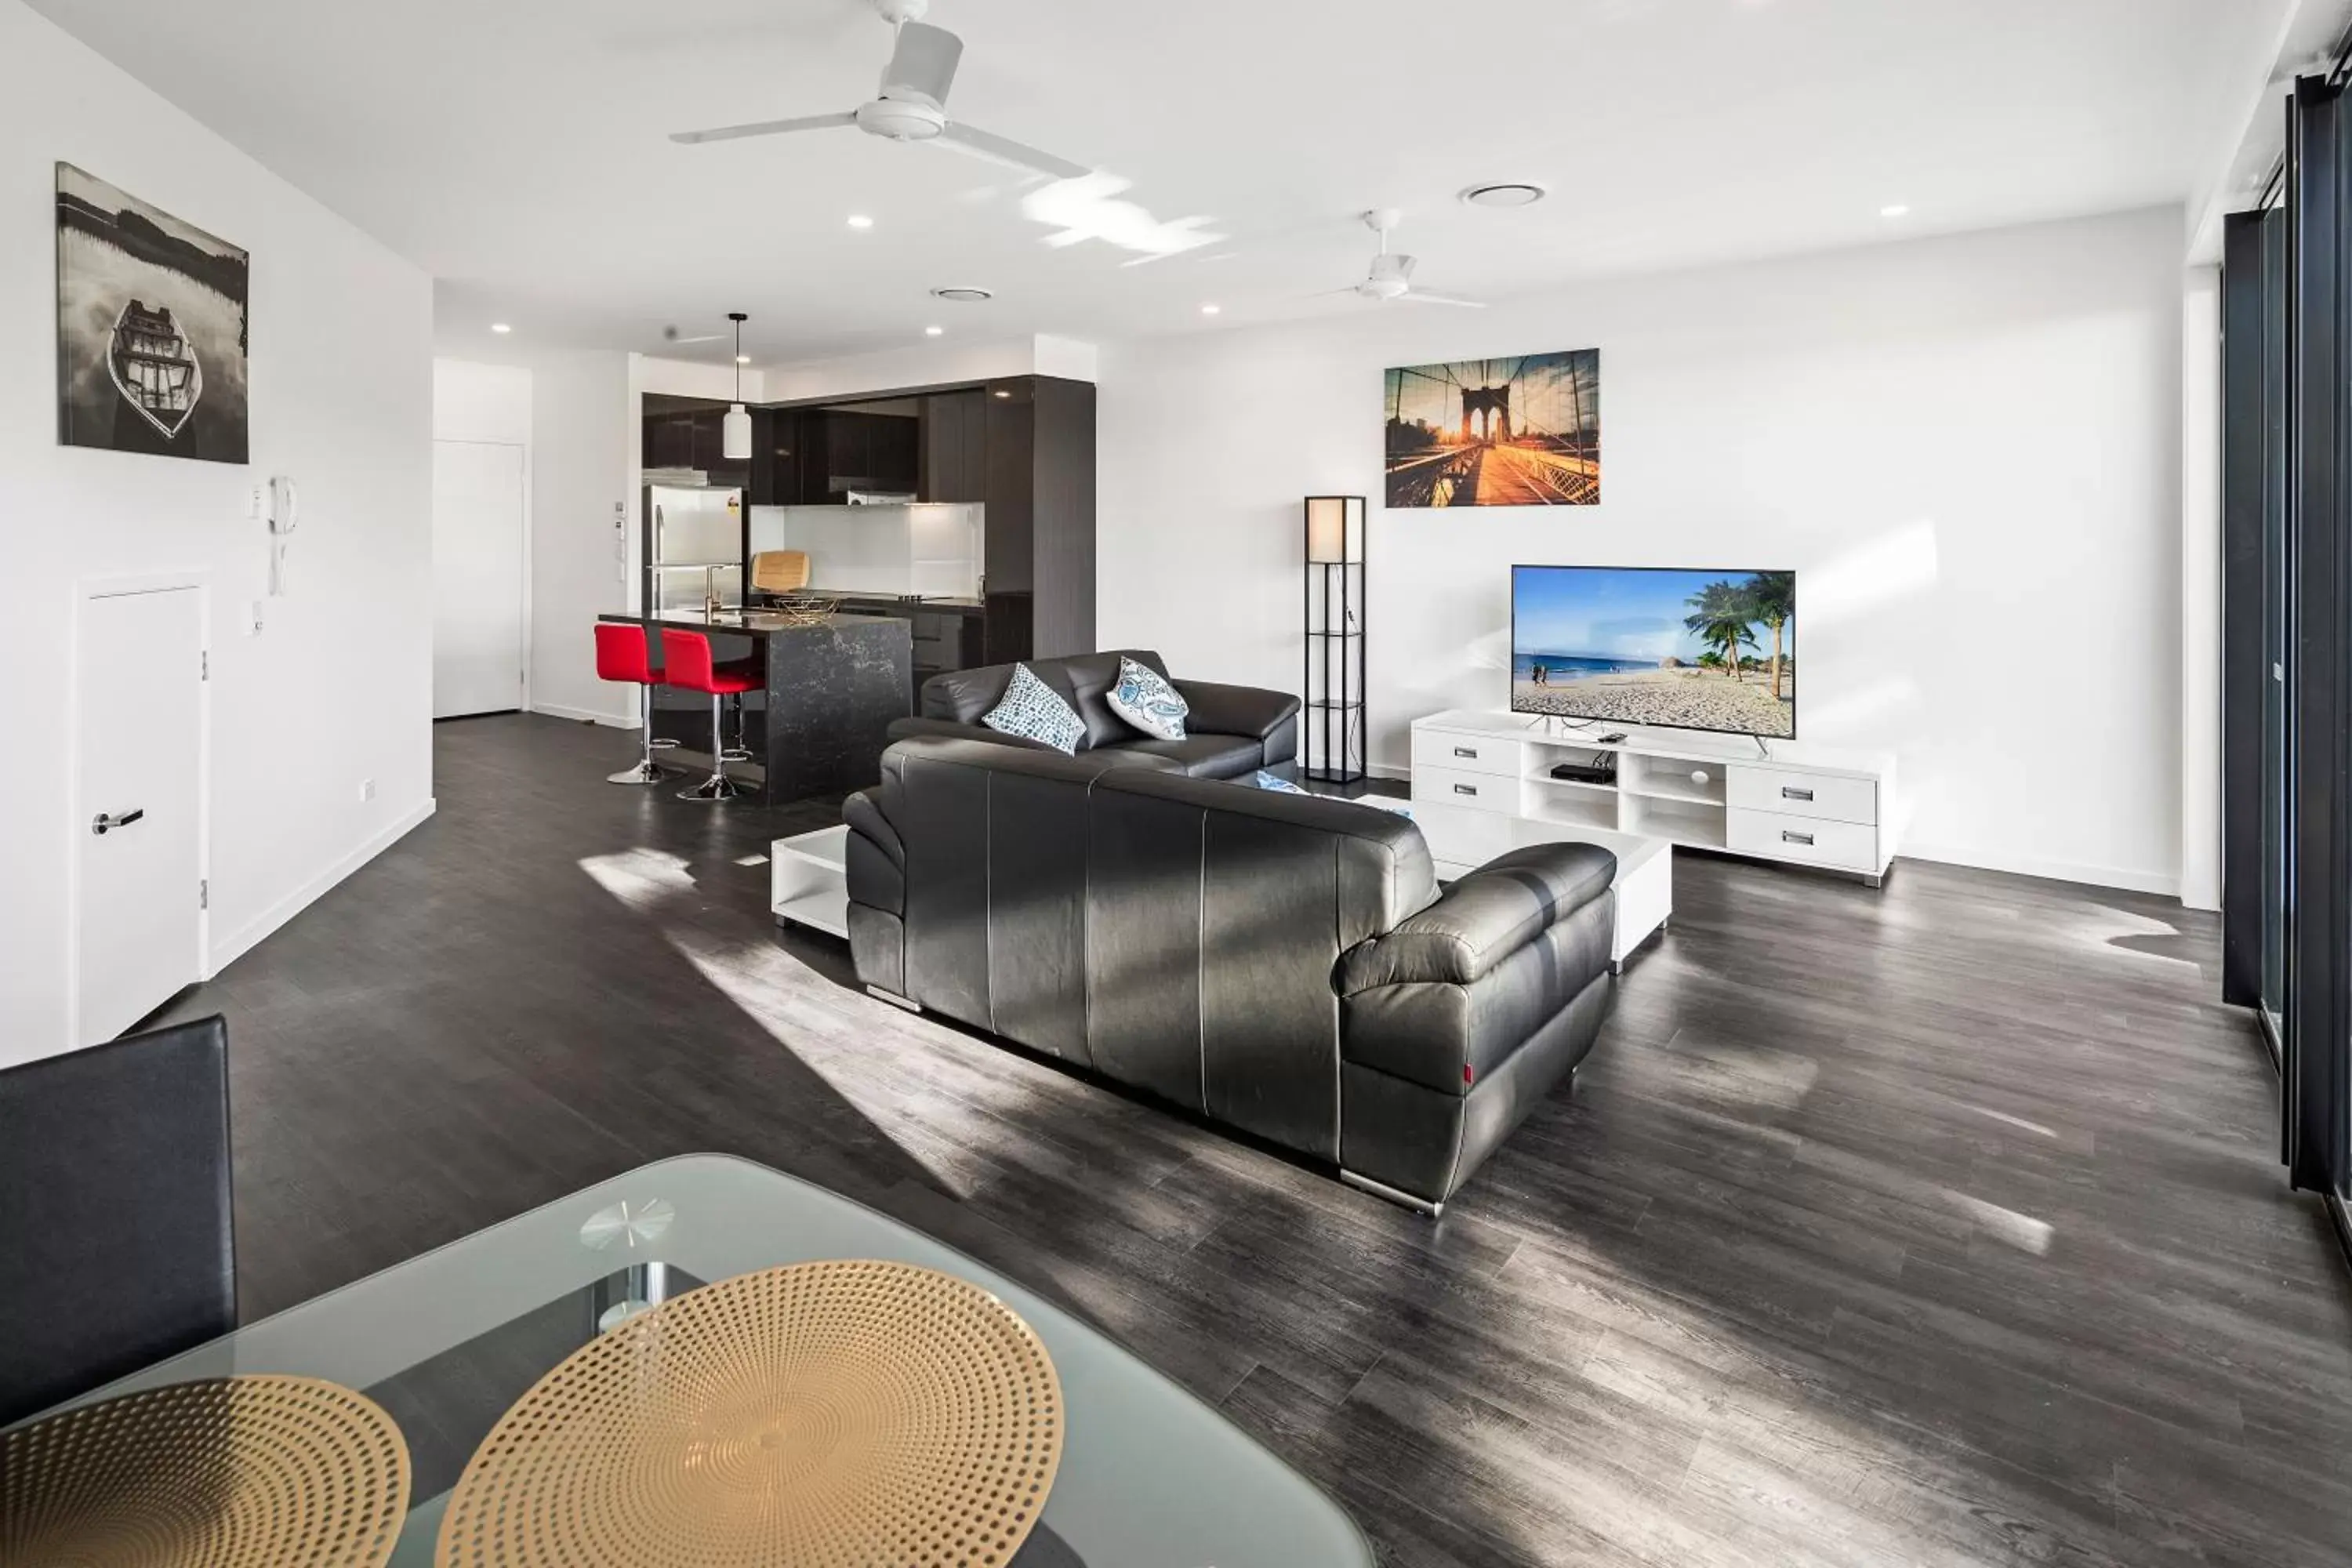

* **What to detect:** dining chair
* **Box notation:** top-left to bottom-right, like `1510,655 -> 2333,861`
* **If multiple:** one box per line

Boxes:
0,1013 -> 236,1428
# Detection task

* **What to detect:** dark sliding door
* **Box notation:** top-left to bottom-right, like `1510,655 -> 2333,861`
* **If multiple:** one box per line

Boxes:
2220,76 -> 2352,1218
2285,75 -> 2352,1200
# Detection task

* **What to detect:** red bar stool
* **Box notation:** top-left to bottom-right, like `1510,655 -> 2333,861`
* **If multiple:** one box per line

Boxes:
593,622 -> 679,786
660,629 -> 760,803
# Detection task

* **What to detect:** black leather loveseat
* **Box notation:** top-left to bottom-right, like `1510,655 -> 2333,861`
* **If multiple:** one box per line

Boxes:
843,736 -> 1618,1210
885,650 -> 1299,779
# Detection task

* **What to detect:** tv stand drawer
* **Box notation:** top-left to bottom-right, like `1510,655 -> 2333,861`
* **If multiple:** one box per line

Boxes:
1410,730 -> 1523,778
1729,765 -> 1876,826
1727,808 -> 1876,871
1411,764 -> 1518,814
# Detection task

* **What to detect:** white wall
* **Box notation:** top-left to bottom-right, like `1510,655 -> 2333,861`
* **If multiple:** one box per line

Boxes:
760,334 -> 1096,402
1099,207 -> 2189,895
524,350 -> 635,725
2179,269 -> 2222,911
2,0 -> 434,1061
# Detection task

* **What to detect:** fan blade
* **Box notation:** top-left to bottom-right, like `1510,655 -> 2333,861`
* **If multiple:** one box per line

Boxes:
665,333 -> 725,344
934,121 -> 1091,181
670,111 -> 857,145
1405,290 -> 1487,308
882,20 -> 964,107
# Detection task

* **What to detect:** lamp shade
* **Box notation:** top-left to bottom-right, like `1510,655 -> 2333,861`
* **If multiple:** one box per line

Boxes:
722,403 -> 753,463
1305,495 -> 1363,564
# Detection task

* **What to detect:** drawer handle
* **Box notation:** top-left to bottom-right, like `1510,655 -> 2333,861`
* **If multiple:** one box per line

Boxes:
1452,746 -> 1478,759
1782,829 -> 1814,846
1453,783 -> 1479,797
1781,786 -> 1814,802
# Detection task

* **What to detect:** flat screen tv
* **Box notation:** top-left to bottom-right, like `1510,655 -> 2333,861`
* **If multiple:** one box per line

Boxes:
1511,564 -> 1796,739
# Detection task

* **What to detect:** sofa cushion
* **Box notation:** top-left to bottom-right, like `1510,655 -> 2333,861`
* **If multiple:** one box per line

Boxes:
1105,731 -> 1264,778
1106,655 -> 1189,741
981,664 -> 1085,753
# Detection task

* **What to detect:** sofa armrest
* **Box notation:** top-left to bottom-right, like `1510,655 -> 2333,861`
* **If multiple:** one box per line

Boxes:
885,715 -> 1056,752
1338,842 -> 1616,992
1171,678 -> 1302,742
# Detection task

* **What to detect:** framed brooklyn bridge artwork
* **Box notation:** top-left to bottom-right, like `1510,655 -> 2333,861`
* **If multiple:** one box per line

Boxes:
1384,350 -> 1599,507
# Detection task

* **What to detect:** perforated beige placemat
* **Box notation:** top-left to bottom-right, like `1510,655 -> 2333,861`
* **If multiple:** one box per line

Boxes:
0,1374 -> 411,1568
435,1258 -> 1063,1568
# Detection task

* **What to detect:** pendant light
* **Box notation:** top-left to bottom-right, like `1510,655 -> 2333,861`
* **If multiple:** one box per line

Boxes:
721,311 -> 752,462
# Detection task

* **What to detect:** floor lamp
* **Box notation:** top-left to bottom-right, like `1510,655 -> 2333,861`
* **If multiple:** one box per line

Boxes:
1303,495 -> 1366,785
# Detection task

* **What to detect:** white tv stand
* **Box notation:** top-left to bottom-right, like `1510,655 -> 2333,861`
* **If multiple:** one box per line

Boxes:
1409,710 -> 1897,884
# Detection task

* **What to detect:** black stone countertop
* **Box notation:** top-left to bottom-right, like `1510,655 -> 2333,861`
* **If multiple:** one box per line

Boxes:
598,608 -> 910,637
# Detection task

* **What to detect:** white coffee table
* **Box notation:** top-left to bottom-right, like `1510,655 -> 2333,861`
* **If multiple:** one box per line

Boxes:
771,823 -> 849,937
1412,808 -> 1671,973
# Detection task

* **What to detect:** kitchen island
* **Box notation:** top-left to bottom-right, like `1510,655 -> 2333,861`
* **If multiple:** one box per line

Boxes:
602,608 -> 911,805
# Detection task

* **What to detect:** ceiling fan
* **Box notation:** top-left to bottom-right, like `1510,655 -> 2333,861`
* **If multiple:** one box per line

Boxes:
1331,209 -> 1486,308
668,0 -> 1090,183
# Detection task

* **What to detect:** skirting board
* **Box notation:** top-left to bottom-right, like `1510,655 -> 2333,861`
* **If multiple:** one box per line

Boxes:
528,700 -> 635,728
207,798 -> 436,975
1896,839 -> 2179,899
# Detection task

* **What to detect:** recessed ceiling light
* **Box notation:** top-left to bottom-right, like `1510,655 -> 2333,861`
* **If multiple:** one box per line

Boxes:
1200,303 -> 1221,315
1461,183 -> 1547,209
489,322 -> 512,333
847,214 -> 874,229
1879,203 -> 1911,218
931,286 -> 994,303
924,325 -> 944,336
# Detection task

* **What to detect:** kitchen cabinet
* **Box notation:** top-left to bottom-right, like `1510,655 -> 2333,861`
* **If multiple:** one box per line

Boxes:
920,390 -> 989,503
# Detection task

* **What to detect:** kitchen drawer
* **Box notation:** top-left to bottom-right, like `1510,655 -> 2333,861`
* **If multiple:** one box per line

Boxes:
1727,765 -> 1877,826
1412,764 -> 1519,814
1727,808 -> 1877,871
1411,729 -> 1523,778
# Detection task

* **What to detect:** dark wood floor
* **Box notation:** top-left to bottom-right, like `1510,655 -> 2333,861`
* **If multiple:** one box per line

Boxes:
169,713 -> 2352,1567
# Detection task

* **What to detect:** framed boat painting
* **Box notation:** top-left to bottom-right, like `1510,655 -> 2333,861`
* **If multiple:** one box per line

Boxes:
56,163 -> 249,464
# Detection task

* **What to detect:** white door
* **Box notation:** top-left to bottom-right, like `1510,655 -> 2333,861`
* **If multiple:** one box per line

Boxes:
432,439 -> 526,717
78,586 -> 205,1044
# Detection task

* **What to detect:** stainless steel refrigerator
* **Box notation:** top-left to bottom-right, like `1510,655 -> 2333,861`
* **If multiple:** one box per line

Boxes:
643,481 -> 743,614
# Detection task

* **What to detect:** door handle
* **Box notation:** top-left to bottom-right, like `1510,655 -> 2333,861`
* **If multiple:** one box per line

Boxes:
1782,829 -> 1814,846
1453,782 -> 1479,796
1452,746 -> 1478,759
92,808 -> 144,836
1781,786 -> 1814,802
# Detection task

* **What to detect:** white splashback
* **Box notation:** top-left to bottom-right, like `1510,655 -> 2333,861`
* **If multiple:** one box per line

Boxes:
749,503 -> 983,597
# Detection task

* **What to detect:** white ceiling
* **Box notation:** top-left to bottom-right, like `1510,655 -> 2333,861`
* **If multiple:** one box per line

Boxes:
29,0 -> 2298,367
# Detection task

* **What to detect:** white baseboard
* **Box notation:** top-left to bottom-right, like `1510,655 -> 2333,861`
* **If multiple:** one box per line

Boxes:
529,700 -> 634,728
1894,839 -> 2180,899
207,798 -> 436,975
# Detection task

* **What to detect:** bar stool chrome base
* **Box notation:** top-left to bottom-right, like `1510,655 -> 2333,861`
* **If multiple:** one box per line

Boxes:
679,770 -> 746,802
608,684 -> 680,787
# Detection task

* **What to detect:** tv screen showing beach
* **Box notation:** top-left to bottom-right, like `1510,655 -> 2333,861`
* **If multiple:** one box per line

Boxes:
1512,565 -> 1796,739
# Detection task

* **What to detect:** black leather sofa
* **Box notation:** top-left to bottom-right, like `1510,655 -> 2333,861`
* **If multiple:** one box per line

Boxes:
885,650 -> 1300,779
844,736 -> 1618,1210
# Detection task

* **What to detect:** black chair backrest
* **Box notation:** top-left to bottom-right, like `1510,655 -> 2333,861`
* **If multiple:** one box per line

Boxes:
0,1014 -> 235,1427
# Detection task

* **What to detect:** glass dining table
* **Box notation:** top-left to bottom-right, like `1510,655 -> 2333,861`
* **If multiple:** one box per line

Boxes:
27,1155 -> 1373,1566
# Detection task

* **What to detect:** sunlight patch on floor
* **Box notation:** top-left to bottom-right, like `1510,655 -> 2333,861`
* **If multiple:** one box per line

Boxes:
1940,1190 -> 2053,1255
577,848 -> 699,910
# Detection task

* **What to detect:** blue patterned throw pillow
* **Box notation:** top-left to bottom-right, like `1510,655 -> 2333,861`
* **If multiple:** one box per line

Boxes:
1253,770 -> 1308,794
1105,655 -> 1188,741
981,663 -> 1085,753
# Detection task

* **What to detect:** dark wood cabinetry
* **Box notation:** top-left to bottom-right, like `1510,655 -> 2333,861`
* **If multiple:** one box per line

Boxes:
642,401 -> 746,484
652,373 -> 1094,669
920,390 -> 989,503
